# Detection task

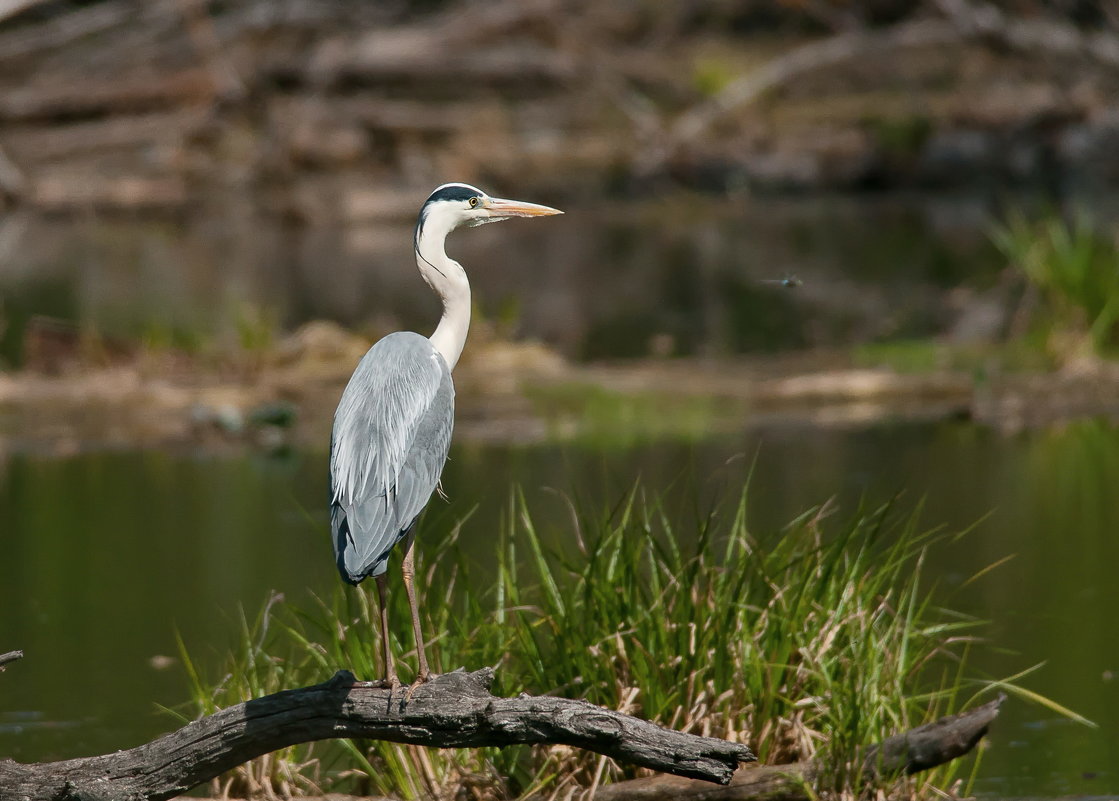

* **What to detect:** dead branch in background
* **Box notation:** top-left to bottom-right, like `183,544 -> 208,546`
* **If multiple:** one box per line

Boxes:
644,0 -> 1119,173
4,0 -> 1119,208
648,18 -> 962,170
0,1 -> 133,63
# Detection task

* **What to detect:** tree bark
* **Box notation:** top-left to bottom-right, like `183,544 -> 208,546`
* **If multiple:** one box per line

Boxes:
0,667 -> 754,801
563,694 -> 1005,801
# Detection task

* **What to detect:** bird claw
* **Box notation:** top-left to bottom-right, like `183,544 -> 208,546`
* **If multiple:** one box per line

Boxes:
403,670 -> 433,704
367,675 -> 402,709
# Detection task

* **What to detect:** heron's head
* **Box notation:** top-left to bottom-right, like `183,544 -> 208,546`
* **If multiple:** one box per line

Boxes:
415,183 -> 562,243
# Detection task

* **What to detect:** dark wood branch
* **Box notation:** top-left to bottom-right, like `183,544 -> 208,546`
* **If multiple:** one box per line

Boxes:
0,668 -> 754,801
568,694 -> 1005,801
864,692 -> 1004,776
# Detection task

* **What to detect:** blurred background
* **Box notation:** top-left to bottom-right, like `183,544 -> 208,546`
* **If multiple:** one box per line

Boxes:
1,0 -> 1118,797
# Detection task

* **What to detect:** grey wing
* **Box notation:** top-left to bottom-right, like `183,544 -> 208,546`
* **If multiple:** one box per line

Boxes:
329,331 -> 454,584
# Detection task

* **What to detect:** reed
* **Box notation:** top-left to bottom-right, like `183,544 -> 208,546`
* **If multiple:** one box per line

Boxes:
176,482 -> 1031,799
993,211 -> 1119,359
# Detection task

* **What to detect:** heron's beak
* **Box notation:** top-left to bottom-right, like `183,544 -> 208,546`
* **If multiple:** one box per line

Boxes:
484,197 -> 563,219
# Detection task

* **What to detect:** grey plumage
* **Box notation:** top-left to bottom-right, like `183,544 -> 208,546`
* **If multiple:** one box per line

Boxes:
326,182 -> 560,687
330,332 -> 454,583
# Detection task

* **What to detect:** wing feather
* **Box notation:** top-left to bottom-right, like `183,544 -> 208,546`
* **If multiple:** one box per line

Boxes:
329,331 -> 454,583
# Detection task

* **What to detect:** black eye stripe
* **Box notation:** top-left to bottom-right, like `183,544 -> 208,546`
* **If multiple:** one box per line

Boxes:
425,184 -> 482,204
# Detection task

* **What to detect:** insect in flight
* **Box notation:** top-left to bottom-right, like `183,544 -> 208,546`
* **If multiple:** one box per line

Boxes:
758,275 -> 803,288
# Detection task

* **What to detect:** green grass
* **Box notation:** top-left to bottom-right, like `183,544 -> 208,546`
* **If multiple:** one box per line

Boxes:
525,382 -> 741,446
993,211 -> 1119,359
175,483 -> 1046,799
853,338 -> 1051,375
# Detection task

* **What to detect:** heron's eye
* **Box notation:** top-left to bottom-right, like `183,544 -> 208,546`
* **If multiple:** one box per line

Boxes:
468,197 -> 479,208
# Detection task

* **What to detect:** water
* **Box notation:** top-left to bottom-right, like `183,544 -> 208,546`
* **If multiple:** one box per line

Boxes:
0,192 -> 1002,367
2,421 -> 1118,796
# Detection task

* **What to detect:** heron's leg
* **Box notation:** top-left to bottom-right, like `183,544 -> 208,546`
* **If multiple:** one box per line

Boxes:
400,530 -> 432,694
373,574 -> 399,692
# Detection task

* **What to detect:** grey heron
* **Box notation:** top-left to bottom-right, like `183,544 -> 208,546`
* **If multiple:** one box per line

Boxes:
329,182 -> 562,693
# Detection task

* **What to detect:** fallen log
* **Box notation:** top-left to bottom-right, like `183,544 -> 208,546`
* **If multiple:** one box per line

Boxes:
0,667 -> 755,801
168,694 -> 1004,801
558,694 -> 1006,801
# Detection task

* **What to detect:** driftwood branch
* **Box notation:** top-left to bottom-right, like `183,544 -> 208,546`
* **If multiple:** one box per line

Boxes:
864,692 -> 1004,775
665,19 -> 961,150
645,0 -> 1119,172
568,694 -> 1005,801
0,650 -> 23,670
0,667 -> 754,801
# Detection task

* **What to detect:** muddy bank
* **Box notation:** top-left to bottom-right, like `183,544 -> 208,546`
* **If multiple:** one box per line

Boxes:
3,320 -> 1117,455
4,0 -> 1119,216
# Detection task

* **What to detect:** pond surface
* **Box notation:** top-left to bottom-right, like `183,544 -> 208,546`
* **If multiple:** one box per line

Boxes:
2,420 -> 1118,797
0,191 -> 1005,367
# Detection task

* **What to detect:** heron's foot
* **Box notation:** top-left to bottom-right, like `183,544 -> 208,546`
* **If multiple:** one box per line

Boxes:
370,674 -> 402,710
403,669 -> 434,703
370,675 -> 401,691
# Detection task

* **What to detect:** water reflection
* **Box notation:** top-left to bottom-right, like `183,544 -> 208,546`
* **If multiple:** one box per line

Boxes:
1,420 -> 1117,794
0,194 -> 1002,367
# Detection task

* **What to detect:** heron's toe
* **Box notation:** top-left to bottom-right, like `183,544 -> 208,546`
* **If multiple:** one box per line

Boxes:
403,670 -> 435,703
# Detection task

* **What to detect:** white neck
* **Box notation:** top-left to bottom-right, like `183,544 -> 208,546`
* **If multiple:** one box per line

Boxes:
415,218 -> 471,370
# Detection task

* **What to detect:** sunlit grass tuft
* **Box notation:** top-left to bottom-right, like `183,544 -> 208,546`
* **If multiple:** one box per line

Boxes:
993,211 -> 1119,360
525,382 -> 737,446
176,483 -> 1045,799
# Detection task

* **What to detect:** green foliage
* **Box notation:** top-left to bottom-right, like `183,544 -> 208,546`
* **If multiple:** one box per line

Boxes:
993,212 -> 1119,358
232,300 -> 277,355
866,115 -> 932,161
852,338 -> 1050,374
526,382 -> 733,446
692,57 -> 735,97
138,319 -> 208,355
853,339 -> 948,373
177,483 -> 1040,799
